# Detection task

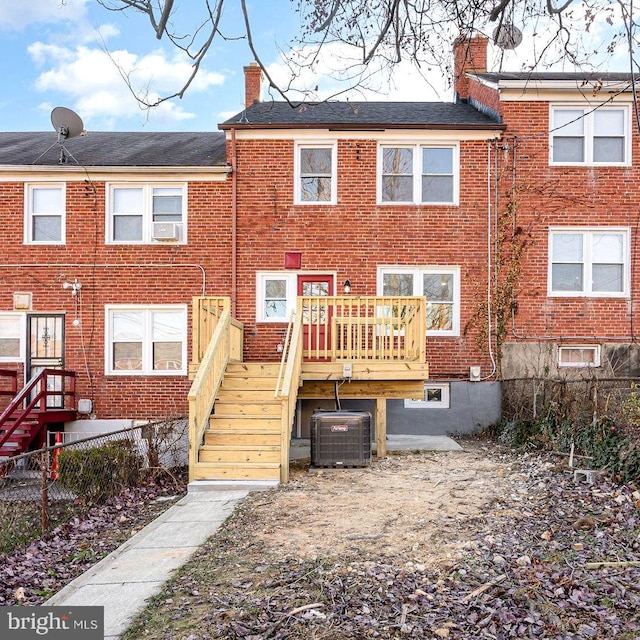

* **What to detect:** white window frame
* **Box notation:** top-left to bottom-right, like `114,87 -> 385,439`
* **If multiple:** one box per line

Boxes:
294,142 -> 337,205
549,105 -> 631,167
105,305 -> 187,375
0,313 -> 26,363
404,382 -> 451,409
256,272 -> 298,322
548,227 -> 630,298
377,143 -> 459,205
106,183 -> 187,244
558,345 -> 601,368
377,266 -> 461,336
24,183 -> 66,245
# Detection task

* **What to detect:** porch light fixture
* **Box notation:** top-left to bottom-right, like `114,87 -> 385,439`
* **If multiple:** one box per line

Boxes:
343,279 -> 351,294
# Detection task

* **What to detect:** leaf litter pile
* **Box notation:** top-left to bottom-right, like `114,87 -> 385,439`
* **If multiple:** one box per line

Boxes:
0,476 -> 186,606
124,438 -> 640,640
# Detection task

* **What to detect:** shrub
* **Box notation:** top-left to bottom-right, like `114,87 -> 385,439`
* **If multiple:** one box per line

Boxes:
57,440 -> 141,503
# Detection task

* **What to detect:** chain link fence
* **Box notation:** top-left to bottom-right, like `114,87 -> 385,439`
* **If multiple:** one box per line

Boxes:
0,419 -> 188,556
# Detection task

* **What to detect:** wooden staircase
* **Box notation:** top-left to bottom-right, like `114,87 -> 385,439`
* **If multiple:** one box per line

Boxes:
192,362 -> 284,481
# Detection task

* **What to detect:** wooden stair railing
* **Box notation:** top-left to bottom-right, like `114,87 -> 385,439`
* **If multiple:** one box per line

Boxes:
188,306 -> 235,482
275,309 -> 303,483
0,368 -> 76,462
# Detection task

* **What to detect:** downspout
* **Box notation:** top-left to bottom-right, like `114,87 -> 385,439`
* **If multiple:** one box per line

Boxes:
231,127 -> 238,316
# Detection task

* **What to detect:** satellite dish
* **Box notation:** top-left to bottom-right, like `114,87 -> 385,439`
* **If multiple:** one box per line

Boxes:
47,107 -> 85,164
51,106 -> 85,141
493,23 -> 523,50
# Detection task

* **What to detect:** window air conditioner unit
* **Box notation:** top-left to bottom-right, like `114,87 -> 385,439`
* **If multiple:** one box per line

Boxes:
152,222 -> 179,241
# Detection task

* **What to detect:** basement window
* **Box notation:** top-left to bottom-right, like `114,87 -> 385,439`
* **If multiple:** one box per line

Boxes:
558,345 -> 601,368
404,382 -> 450,409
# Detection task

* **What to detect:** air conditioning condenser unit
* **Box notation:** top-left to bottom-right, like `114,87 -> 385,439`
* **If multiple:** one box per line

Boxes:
310,410 -> 371,468
152,222 -> 179,240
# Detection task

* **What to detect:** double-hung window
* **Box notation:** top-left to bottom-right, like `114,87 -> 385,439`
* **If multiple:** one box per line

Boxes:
106,306 -> 187,374
549,228 -> 629,297
0,313 -> 25,362
107,184 -> 186,243
380,144 -> 457,205
25,184 -> 65,244
378,267 -> 460,335
295,144 -> 336,204
550,106 -> 629,165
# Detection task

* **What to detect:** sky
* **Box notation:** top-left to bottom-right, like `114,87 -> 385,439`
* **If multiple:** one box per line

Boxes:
0,0 -> 633,133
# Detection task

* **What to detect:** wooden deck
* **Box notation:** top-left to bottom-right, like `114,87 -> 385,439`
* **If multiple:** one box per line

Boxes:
188,296 -> 429,484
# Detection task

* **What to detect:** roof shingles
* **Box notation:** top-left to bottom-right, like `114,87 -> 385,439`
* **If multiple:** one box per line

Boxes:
0,132 -> 227,167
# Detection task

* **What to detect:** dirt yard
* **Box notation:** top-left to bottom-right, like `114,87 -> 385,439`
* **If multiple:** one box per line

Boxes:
123,437 -> 640,639
256,442 -> 516,566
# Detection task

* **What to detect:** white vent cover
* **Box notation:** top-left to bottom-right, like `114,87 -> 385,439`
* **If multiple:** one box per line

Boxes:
77,398 -> 93,414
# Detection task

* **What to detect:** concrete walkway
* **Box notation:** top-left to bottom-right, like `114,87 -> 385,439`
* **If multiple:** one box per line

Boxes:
45,490 -> 251,639
44,435 -> 461,638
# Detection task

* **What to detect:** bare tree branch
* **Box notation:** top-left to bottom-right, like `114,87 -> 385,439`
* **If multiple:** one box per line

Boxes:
94,0 -> 633,111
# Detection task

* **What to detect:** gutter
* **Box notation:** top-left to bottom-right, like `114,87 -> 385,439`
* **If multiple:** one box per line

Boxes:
219,123 -> 506,131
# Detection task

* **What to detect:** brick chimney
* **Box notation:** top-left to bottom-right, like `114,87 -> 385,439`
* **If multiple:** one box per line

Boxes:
453,35 -> 488,102
244,62 -> 263,108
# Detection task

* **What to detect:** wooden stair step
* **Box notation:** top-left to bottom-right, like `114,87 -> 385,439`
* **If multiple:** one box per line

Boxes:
204,431 -> 281,446
225,363 -> 281,377
198,445 -> 280,464
209,417 -> 281,431
219,378 -> 278,392
216,389 -> 281,404
192,461 -> 281,481
214,402 -> 281,416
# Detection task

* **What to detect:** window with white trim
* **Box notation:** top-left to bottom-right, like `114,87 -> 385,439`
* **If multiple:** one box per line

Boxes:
106,184 -> 186,243
256,273 -> 297,322
404,382 -> 451,408
558,345 -> 601,368
295,144 -> 336,204
379,144 -> 458,204
550,106 -> 630,165
106,306 -> 187,375
378,266 -> 460,336
25,184 -> 65,244
0,313 -> 25,362
549,228 -> 629,297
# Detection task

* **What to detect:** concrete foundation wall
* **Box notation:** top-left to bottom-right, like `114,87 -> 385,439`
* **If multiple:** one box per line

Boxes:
297,381 -> 501,438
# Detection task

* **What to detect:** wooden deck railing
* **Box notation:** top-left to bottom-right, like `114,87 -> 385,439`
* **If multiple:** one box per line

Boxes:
191,297 -> 243,367
187,303 -> 244,481
299,296 -> 426,362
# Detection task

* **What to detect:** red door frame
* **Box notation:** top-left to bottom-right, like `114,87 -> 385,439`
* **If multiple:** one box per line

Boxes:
298,274 -> 334,356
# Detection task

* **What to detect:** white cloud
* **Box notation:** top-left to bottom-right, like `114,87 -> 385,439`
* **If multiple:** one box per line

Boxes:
28,41 -> 227,128
0,0 -> 89,31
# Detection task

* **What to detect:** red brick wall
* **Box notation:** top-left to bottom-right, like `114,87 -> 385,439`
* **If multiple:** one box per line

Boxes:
490,99 -> 640,353
0,178 -> 232,419
230,136 -> 497,377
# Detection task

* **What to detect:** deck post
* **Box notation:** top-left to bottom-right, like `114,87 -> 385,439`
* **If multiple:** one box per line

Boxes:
375,398 -> 387,458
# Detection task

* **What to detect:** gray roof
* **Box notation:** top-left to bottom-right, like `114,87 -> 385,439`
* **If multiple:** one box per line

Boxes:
473,71 -> 639,85
220,101 -> 504,130
0,131 -> 227,167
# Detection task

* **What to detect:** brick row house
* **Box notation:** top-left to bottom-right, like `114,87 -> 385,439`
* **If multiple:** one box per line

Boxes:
0,36 -> 638,482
